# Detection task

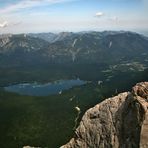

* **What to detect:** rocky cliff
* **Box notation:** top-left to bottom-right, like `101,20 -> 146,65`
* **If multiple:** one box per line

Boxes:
61,82 -> 148,148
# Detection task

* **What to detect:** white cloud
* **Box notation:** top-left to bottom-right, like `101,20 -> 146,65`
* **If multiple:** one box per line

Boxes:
0,20 -> 22,29
0,0 -> 73,14
0,21 -> 8,28
95,12 -> 104,17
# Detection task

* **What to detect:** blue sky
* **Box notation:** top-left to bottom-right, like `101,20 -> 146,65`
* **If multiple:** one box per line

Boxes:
0,0 -> 148,34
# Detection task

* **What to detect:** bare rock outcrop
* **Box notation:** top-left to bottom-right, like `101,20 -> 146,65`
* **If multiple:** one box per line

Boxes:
61,82 -> 148,148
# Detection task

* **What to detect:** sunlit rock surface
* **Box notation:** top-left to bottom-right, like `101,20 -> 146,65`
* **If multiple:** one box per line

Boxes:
61,82 -> 148,148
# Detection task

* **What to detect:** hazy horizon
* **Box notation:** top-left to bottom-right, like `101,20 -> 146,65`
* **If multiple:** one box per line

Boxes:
1,30 -> 148,38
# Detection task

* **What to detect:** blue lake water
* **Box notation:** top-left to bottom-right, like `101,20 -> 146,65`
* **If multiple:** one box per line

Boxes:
4,79 -> 86,96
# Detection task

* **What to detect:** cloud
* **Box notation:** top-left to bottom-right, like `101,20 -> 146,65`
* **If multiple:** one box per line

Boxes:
0,0 -> 73,14
95,12 -> 104,17
0,21 -> 8,28
0,20 -> 22,29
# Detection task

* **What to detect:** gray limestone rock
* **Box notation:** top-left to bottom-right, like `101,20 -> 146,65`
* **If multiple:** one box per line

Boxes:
61,82 -> 148,148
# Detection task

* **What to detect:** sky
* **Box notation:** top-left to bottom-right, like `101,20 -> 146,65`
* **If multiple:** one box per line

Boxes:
0,0 -> 148,34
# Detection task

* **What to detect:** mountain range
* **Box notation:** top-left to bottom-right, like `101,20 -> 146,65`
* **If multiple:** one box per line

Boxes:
0,31 -> 148,67
0,31 -> 148,86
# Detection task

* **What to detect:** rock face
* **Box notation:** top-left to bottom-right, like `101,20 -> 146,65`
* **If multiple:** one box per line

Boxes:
61,82 -> 148,148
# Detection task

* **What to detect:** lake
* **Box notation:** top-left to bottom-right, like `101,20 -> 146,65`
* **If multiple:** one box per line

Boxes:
4,79 -> 86,96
